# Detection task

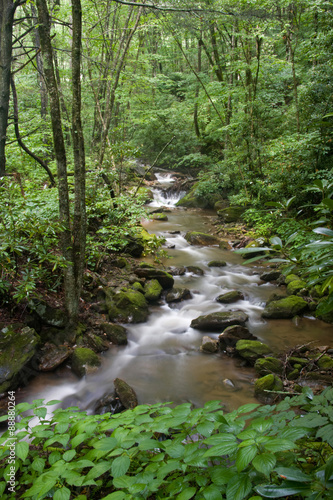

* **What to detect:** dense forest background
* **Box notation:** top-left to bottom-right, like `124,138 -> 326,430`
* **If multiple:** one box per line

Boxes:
1,0 -> 333,320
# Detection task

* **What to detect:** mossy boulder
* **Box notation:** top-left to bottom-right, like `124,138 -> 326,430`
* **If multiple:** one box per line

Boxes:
285,274 -> 300,285
105,287 -> 149,323
144,279 -> 163,302
287,279 -> 307,296
134,267 -> 174,289
262,296 -> 308,319
254,357 -> 284,376
71,347 -> 101,377
185,232 -> 220,246
152,213 -> 168,221
176,184 -> 210,208
208,260 -> 227,267
0,325 -> 40,392
217,206 -> 246,223
114,378 -> 138,409
218,325 -> 256,349
317,355 -> 333,370
236,340 -> 272,364
216,290 -> 244,304
254,374 -> 283,402
260,270 -> 282,282
191,311 -> 248,332
186,266 -> 204,275
100,323 -> 128,345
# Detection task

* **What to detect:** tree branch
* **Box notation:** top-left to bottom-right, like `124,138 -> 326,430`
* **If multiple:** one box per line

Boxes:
110,0 -> 234,16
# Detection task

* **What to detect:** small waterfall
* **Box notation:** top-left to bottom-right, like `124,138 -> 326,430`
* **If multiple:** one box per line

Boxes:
149,173 -> 186,208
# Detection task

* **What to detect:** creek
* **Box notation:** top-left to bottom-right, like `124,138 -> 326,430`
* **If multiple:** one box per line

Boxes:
18,173 -> 333,413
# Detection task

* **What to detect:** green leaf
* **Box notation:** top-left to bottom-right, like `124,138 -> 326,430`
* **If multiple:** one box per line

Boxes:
54,487 -> 71,500
226,475 -> 252,500
312,227 -> 333,237
275,467 -> 311,482
16,441 -> 29,461
270,236 -> 283,248
111,455 -> 131,478
237,403 -> 260,415
32,457 -> 46,473
203,484 -> 222,500
176,486 -> 197,500
197,420 -> 215,437
209,467 -> 234,486
63,450 -> 76,462
101,493 -> 127,500
263,438 -> 297,452
236,445 -> 258,471
316,424 -> 333,447
252,453 -> 276,476
85,461 -> 111,481
255,482 -> 311,497
324,456 -> 333,482
21,471 -> 58,498
34,407 -> 47,419
46,400 -> 61,406
204,440 -> 238,457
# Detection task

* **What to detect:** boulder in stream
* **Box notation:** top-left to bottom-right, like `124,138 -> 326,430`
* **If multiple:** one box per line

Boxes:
134,267 -> 174,289
200,336 -> 218,353
100,322 -> 128,345
216,290 -> 244,304
254,356 -> 284,376
235,339 -> 272,364
38,342 -> 72,371
71,347 -> 101,377
218,325 -> 256,349
262,296 -> 308,319
105,287 -> 149,323
208,260 -> 227,267
144,279 -> 163,302
0,325 -> 40,392
166,287 -> 192,303
254,374 -> 284,403
191,310 -> 248,332
185,231 -> 220,246
114,378 -> 138,409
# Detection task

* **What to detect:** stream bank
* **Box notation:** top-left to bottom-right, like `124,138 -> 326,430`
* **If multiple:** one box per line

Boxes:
1,173 -> 332,416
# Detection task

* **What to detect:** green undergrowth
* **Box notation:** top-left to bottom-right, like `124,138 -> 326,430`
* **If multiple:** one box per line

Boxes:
1,387 -> 333,499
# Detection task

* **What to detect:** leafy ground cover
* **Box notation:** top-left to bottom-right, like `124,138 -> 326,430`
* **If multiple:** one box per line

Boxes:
0,387 -> 333,499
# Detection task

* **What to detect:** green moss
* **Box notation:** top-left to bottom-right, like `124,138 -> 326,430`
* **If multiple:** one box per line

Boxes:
262,296 -> 308,319
287,280 -> 307,295
285,274 -> 300,284
236,340 -> 272,364
106,288 -> 149,323
71,348 -> 101,377
254,357 -> 284,376
254,374 -> 283,396
317,355 -> 333,370
144,279 -> 163,302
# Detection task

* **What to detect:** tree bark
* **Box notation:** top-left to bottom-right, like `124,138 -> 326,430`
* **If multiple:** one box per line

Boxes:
0,0 -> 20,176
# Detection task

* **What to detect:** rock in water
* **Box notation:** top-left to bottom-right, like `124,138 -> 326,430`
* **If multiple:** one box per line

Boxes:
191,311 -> 248,332
114,378 -> 138,409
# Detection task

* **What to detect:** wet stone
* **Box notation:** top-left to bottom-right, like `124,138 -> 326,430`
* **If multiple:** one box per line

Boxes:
38,343 -> 71,371
191,311 -> 248,332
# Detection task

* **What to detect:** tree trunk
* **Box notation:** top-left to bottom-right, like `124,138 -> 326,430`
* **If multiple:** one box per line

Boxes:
0,0 -> 17,176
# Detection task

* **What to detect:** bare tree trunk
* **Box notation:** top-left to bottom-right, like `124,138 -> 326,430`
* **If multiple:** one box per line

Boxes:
0,0 -> 19,176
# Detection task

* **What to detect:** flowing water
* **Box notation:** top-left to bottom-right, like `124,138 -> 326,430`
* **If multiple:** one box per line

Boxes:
17,173 -> 333,413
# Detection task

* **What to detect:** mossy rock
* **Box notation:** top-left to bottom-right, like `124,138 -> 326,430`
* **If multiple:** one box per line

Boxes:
191,311 -> 248,332
105,288 -> 149,323
186,266 -> 204,275
176,184 -> 210,208
152,213 -> 168,221
317,355 -> 333,370
216,291 -> 244,304
236,340 -> 272,364
144,279 -> 163,302
185,232 -> 220,246
208,260 -> 227,267
0,325 -> 40,392
131,282 -> 144,293
288,356 -> 308,367
100,323 -> 128,345
217,206 -> 246,223
285,274 -> 300,285
134,267 -> 174,289
262,296 -> 308,319
166,287 -> 192,303
254,374 -> 283,402
71,348 -> 101,377
114,378 -> 138,409
260,270 -> 282,282
287,279 -> 307,296
254,357 -> 284,376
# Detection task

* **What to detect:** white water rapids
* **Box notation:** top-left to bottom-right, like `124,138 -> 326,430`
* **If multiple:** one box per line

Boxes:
17,173 -> 333,413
